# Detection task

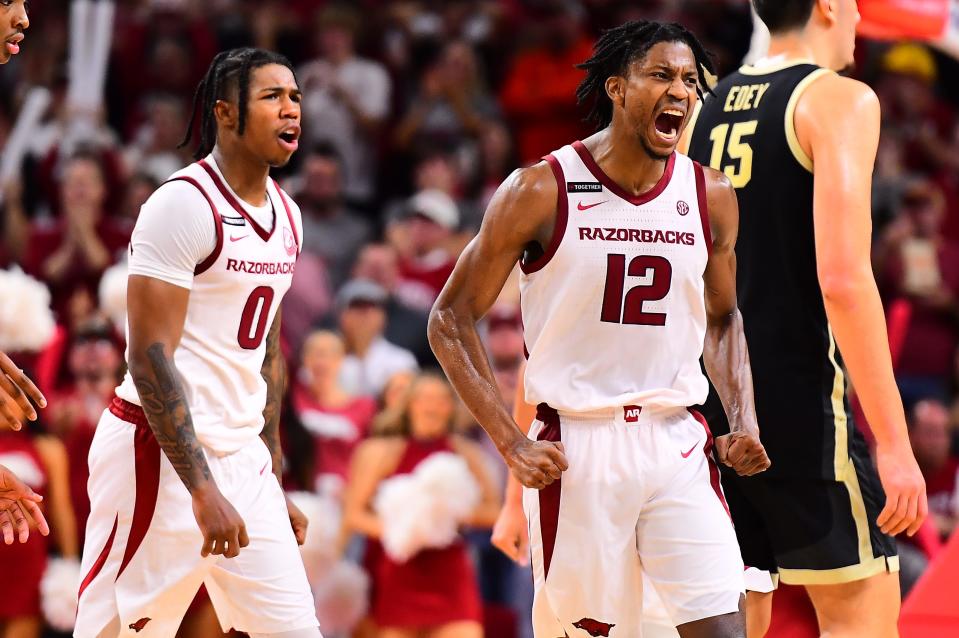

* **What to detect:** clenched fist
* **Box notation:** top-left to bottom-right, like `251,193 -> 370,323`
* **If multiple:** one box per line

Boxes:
714,430 -> 770,476
505,438 -> 569,489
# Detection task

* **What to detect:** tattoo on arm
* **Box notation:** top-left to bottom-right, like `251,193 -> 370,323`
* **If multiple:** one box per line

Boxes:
133,343 -> 213,492
260,313 -> 285,481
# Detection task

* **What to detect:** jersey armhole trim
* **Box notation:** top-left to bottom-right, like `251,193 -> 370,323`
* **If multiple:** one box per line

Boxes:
164,176 -> 223,276
693,161 -> 712,256
785,68 -> 833,173
272,179 -> 301,254
520,154 -> 567,275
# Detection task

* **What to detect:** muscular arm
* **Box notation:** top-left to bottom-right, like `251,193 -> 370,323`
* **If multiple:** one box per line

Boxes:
797,74 -> 926,535
701,168 -> 770,476
428,164 -> 567,488
259,310 -> 285,482
127,274 -> 249,556
127,275 -> 214,493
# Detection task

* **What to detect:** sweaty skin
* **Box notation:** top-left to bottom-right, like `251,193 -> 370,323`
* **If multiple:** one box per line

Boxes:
429,41 -> 769,495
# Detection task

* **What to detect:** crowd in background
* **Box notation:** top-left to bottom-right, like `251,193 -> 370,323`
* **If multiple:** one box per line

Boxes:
1,0 -> 959,636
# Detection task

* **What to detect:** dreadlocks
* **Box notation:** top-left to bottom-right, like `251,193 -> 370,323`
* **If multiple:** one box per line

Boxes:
179,47 -> 297,160
576,21 -> 715,131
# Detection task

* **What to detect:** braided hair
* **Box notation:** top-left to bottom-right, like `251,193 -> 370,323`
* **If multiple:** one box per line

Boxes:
179,47 -> 297,160
576,21 -> 715,130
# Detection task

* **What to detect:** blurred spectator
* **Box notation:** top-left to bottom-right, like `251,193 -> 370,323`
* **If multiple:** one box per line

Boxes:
281,251 -> 334,362
286,143 -> 372,289
393,39 -> 498,155
291,330 -> 376,499
876,43 -> 955,176
352,243 -> 435,367
876,179 -> 959,405
0,418 -> 78,638
18,150 -> 131,322
909,399 -> 959,539
380,368 -> 416,413
389,189 -> 461,313
46,321 -> 123,545
337,279 -> 418,398
499,0 -> 592,163
119,172 -> 160,227
298,3 -> 391,205
123,93 -> 190,184
485,305 -> 524,409
344,373 -> 499,637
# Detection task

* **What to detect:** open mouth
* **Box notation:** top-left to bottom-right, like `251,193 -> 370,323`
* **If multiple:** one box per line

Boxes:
5,33 -> 23,56
653,109 -> 685,141
277,127 -> 300,150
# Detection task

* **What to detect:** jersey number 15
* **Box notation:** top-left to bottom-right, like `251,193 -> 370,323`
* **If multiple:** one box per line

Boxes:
707,120 -> 757,188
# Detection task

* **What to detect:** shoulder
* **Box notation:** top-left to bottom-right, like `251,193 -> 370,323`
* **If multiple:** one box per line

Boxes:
487,161 -> 558,219
699,165 -> 736,205
796,74 -> 879,127
697,164 -> 738,244
140,177 -> 213,216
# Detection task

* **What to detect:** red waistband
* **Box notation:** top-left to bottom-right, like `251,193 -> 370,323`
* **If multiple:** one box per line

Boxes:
109,397 -> 149,429
536,403 -> 558,423
535,403 -> 646,423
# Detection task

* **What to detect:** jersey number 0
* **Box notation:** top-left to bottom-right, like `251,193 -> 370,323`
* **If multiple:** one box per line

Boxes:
238,286 -> 276,350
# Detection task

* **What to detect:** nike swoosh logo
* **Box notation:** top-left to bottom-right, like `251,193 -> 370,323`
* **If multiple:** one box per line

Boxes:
230,234 -> 249,242
577,200 -> 606,211
681,443 -> 698,458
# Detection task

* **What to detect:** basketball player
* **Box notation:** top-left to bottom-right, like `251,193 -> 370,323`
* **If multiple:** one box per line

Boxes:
0,0 -> 27,64
683,1 -> 926,636
431,21 -> 770,637
74,48 -> 321,638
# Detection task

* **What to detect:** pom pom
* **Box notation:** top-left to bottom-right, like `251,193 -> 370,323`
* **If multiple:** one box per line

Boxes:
0,267 -> 55,352
98,261 -> 128,333
286,491 -> 342,582
374,452 -> 480,562
313,560 -> 369,635
41,557 -> 81,631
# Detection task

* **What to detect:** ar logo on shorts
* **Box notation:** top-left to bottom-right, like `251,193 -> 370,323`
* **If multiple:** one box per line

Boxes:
573,617 -> 616,637
129,617 -> 151,632
623,405 -> 641,423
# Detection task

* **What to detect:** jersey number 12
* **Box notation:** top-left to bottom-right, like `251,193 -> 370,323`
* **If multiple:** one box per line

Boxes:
601,254 -> 672,326
708,120 -> 757,188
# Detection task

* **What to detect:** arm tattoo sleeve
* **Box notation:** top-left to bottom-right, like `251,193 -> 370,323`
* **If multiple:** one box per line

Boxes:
133,343 -> 213,492
260,313 -> 285,482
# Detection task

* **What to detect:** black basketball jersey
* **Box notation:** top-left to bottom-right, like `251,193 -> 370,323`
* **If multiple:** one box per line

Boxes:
688,61 -> 860,479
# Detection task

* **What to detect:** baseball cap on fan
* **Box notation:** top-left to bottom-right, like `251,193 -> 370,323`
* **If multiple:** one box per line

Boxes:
407,189 -> 460,230
337,278 -> 388,311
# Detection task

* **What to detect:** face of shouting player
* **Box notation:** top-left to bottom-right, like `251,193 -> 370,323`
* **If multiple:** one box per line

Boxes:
0,0 -> 28,65
224,63 -> 302,168
609,40 -> 699,161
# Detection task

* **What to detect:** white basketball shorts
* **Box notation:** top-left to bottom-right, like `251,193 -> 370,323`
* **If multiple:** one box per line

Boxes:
523,403 -> 745,637
75,398 -> 319,637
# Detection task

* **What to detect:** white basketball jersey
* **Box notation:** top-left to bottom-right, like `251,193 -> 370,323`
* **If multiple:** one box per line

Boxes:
520,142 -> 711,413
116,159 -> 301,454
